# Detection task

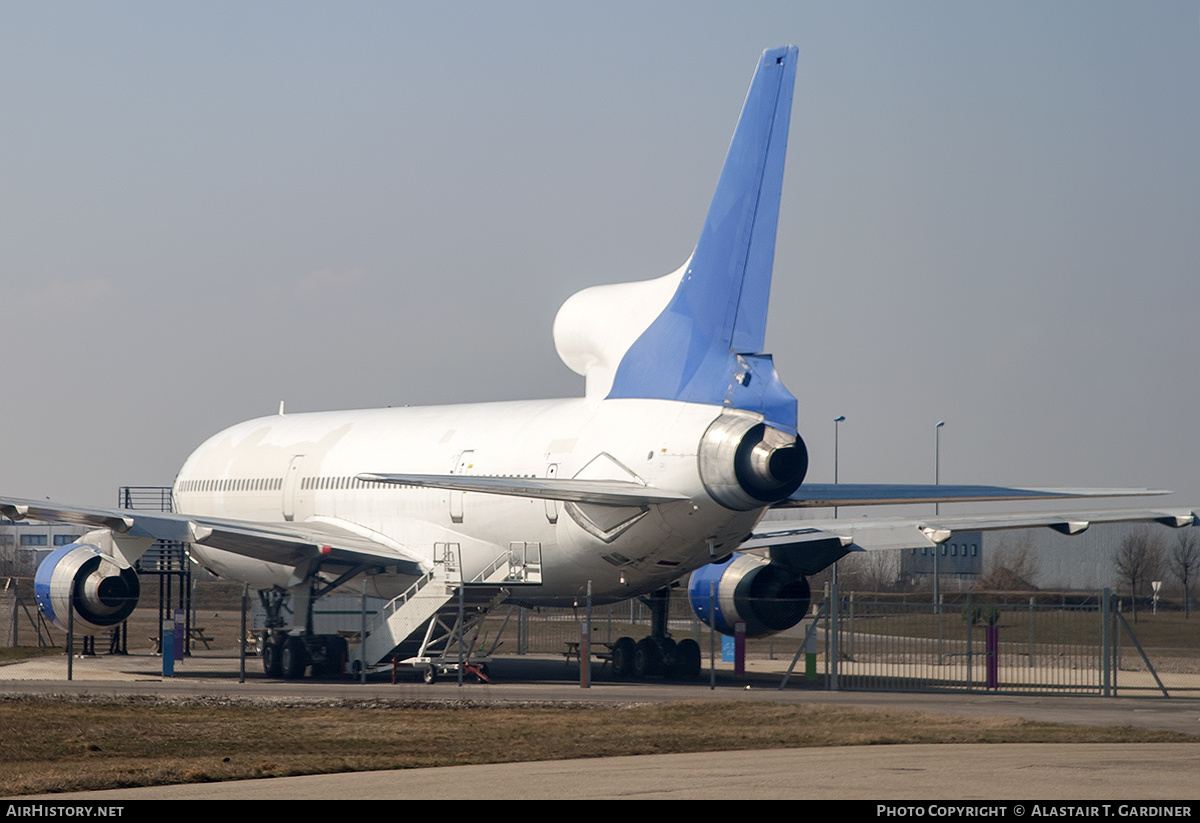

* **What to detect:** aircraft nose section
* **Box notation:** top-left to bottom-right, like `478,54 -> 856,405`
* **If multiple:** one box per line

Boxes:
699,414 -> 808,510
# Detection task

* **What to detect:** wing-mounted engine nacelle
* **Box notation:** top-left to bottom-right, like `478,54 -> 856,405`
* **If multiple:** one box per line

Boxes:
698,413 -> 807,510
34,543 -> 140,632
687,552 -> 811,637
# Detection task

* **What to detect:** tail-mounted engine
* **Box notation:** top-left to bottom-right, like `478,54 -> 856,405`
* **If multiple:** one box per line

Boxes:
698,413 -> 807,510
688,553 -> 811,637
34,543 -> 140,632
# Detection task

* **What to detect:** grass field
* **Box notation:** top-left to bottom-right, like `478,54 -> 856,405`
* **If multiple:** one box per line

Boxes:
0,697 -> 1195,796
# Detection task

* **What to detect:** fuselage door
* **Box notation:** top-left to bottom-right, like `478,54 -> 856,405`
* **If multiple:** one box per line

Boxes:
544,463 -> 559,524
282,454 -> 306,522
449,450 -> 474,524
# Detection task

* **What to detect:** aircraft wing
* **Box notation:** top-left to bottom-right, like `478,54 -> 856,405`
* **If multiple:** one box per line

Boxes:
0,496 -> 425,574
741,507 -> 1197,575
780,483 -> 1171,508
357,473 -> 689,506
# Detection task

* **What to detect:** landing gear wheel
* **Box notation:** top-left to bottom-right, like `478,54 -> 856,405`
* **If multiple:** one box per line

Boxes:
611,636 -> 636,679
672,638 -> 702,681
633,637 -> 663,679
423,665 -> 438,684
329,636 -> 349,678
262,634 -> 283,678
280,635 -> 309,680
312,636 -> 349,679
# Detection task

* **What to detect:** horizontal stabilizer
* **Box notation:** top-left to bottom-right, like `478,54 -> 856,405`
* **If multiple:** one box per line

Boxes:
357,473 -> 688,506
781,483 -> 1171,508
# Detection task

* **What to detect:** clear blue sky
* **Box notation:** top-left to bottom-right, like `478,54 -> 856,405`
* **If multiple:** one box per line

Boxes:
1,1 -> 1197,509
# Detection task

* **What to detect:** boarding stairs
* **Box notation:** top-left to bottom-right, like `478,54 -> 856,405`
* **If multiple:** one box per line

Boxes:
355,541 -> 542,673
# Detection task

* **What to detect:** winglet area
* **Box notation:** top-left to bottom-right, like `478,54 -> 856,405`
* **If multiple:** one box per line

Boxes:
607,46 -> 799,431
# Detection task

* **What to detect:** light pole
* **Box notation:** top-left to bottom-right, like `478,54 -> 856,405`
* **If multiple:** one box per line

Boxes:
833,416 -> 845,519
831,415 -> 847,656
934,421 -> 945,514
933,420 -> 945,623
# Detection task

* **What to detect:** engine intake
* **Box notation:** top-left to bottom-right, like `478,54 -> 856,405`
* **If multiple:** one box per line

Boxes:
34,543 -> 140,632
698,413 -> 807,510
688,553 -> 811,637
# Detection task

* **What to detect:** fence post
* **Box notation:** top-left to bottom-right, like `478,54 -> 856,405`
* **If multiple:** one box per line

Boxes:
1101,588 -> 1111,697
936,590 -> 944,666
67,604 -> 74,681
822,581 -> 830,689
829,569 -> 839,691
708,582 -> 716,691
580,580 -> 591,689
846,590 -> 854,660
966,592 -> 973,692
360,579 -> 368,683
239,583 -> 248,684
1028,596 -> 1035,669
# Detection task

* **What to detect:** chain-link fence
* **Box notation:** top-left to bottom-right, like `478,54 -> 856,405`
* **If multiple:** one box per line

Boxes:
829,590 -> 1200,695
3,576 -> 1198,695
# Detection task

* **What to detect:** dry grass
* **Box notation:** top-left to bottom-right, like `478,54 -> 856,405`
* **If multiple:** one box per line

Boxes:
0,696 -> 1193,796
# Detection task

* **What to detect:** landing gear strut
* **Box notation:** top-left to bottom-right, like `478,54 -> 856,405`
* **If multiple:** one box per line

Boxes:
612,586 -> 702,681
257,586 -> 350,681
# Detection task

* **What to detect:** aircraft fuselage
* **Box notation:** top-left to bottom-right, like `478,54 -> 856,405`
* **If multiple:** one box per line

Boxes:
174,397 -> 767,605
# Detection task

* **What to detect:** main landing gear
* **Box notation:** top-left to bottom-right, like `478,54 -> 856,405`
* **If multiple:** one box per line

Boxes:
610,586 -> 702,682
258,588 -> 350,680
260,631 -> 350,680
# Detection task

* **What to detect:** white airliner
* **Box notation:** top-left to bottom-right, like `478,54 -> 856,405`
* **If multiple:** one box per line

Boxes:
3,46 -> 1193,681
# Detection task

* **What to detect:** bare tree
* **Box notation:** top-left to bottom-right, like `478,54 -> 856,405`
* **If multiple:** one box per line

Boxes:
1169,530 -> 1200,618
1114,528 -> 1164,622
978,535 -> 1039,591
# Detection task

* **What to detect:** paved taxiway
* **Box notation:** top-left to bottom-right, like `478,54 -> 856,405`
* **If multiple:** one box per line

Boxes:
19,744 -> 1200,800
5,652 -> 1199,799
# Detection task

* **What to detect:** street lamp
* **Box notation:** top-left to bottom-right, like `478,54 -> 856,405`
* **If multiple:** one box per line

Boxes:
833,415 -> 845,519
934,420 -> 945,514
933,420 -> 945,622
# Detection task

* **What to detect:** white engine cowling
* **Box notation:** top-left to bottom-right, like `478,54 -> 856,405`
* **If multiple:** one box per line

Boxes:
34,543 -> 140,632
688,552 -> 811,637
698,413 -> 807,510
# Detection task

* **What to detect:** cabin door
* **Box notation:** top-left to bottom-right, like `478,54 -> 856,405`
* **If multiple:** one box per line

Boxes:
282,454 -> 305,522
449,450 -> 474,524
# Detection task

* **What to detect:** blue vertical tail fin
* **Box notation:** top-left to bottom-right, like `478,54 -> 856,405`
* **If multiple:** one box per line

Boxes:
607,46 -> 799,431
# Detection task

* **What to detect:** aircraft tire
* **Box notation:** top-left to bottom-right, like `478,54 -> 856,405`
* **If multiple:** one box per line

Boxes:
659,636 -> 677,661
633,637 -> 663,679
311,635 -> 348,679
262,634 -> 283,678
611,636 -> 636,679
329,636 -> 349,678
673,638 -> 702,681
280,635 -> 308,680
423,665 -> 438,684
